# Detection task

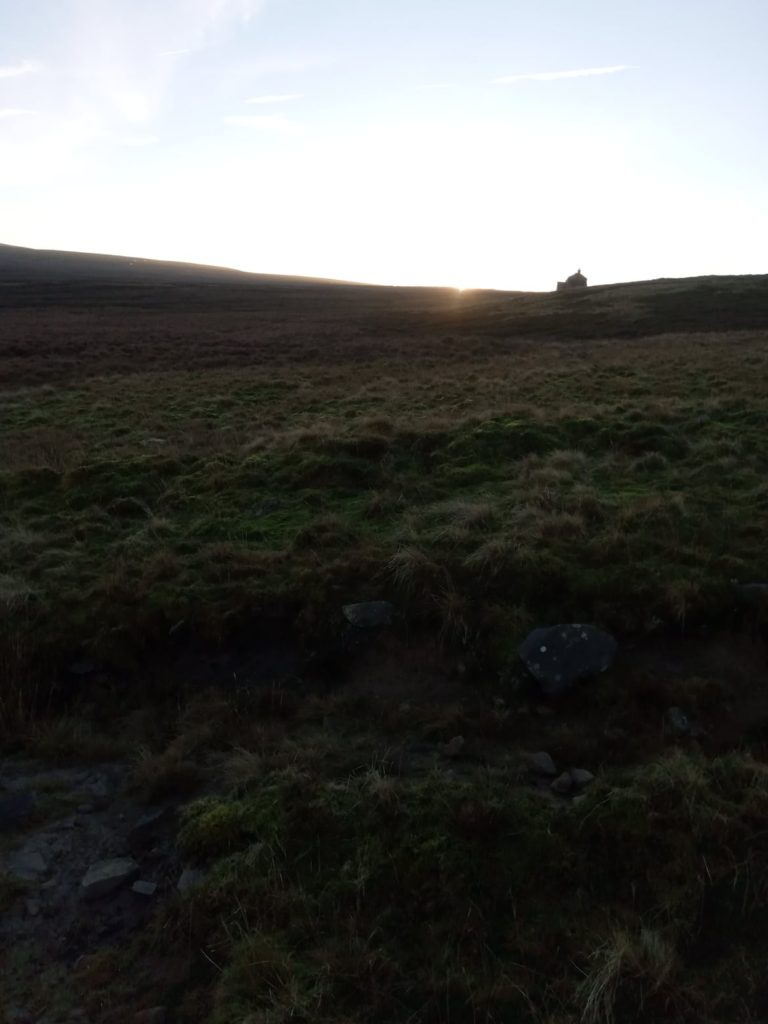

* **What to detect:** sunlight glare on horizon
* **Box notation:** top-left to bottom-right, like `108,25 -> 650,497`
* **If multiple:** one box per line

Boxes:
0,0 -> 766,290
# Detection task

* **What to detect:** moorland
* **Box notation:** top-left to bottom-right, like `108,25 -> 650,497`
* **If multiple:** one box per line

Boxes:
2,243 -> 768,1023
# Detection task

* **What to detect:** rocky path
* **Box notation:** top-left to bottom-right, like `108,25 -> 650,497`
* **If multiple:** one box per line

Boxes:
1,759 -> 181,1024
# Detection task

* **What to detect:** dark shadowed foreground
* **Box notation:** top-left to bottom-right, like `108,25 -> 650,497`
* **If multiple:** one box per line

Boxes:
1,245 -> 768,1023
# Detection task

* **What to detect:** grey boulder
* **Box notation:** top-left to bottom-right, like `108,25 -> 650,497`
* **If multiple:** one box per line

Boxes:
570,768 -> 595,789
519,624 -> 617,697
551,772 -> 573,795
528,752 -> 557,777
80,857 -> 139,901
342,601 -> 394,629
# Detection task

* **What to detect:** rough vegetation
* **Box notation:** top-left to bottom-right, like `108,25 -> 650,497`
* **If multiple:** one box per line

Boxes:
1,262 -> 768,1022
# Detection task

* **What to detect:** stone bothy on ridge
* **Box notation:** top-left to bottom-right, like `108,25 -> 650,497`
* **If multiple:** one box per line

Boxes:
556,269 -> 588,291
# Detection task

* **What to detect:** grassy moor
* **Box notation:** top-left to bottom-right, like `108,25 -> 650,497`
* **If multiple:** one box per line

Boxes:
2,245 -> 768,1024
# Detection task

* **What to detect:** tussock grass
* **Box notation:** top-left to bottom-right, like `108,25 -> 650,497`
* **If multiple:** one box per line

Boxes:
147,747 -> 768,1023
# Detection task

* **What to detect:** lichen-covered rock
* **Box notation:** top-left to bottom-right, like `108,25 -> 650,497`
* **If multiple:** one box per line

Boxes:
519,624 -> 617,697
551,772 -> 573,795
570,768 -> 595,789
80,857 -> 139,900
528,752 -> 557,776
342,601 -> 394,629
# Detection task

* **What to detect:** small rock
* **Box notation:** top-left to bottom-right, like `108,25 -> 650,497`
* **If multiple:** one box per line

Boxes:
7,848 -> 48,880
25,898 -> 40,917
442,735 -> 465,758
551,771 -> 573,795
134,1009 -> 167,1024
528,752 -> 557,777
519,624 -> 618,697
342,601 -> 394,629
84,777 -> 109,799
76,803 -> 94,814
80,857 -> 139,901
570,768 -> 595,789
177,867 -> 204,894
0,791 -> 36,831
571,794 -> 588,806
664,707 -> 691,736
131,880 -> 158,897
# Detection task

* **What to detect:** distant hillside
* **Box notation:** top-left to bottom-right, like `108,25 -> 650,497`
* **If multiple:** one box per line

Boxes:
0,242 -> 334,286
426,273 -> 768,339
1,242 -> 766,337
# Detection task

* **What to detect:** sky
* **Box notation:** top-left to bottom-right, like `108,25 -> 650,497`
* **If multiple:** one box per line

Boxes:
0,0 -> 766,290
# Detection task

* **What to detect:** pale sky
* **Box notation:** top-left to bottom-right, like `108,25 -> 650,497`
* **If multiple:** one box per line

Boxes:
1,0 -> 766,290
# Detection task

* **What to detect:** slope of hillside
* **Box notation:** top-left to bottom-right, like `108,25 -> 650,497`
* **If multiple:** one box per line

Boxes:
2,247 -> 768,1024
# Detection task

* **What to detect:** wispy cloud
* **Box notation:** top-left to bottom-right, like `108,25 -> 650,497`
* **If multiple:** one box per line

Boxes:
419,82 -> 452,91
156,49 -> 192,58
0,59 -> 43,79
246,93 -> 303,104
492,65 -> 631,85
224,113 -> 301,132
0,108 -> 35,119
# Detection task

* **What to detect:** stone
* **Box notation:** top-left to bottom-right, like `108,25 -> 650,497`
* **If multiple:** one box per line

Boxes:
25,898 -> 40,917
177,867 -> 204,894
342,601 -> 394,629
84,776 -> 109,797
528,752 -> 557,777
570,768 -> 595,789
0,791 -> 36,831
664,707 -> 691,736
134,1009 -> 167,1024
528,753 -> 557,774
131,880 -> 158,897
80,857 -> 139,901
519,624 -> 618,697
442,735 -> 465,758
7,848 -> 48,880
551,772 -> 573,795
